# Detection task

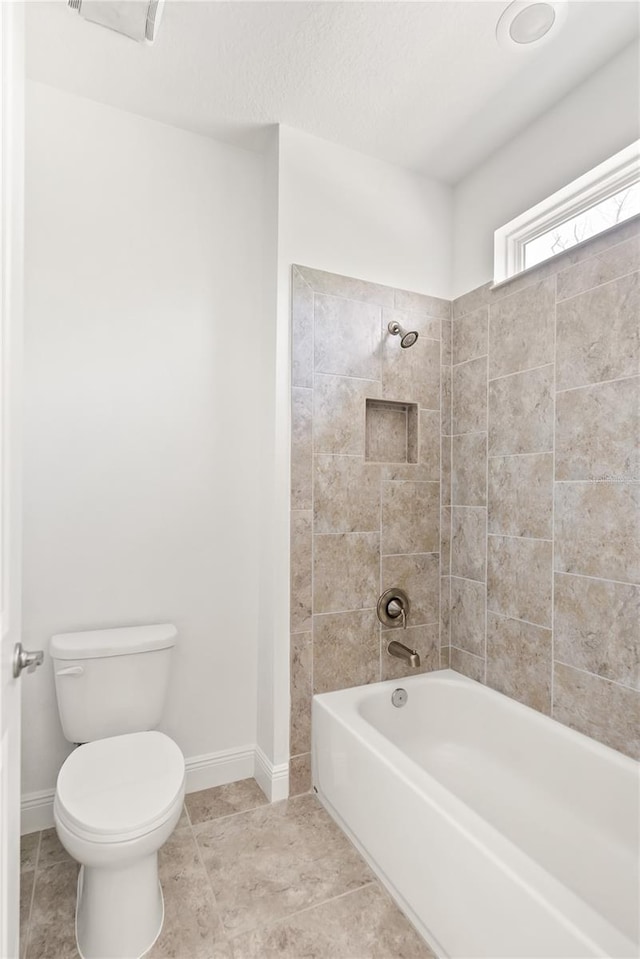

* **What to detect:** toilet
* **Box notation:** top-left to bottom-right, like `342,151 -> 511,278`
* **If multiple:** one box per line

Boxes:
50,624 -> 186,959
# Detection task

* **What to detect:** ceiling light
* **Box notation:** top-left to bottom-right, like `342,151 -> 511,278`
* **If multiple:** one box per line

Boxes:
496,1 -> 568,51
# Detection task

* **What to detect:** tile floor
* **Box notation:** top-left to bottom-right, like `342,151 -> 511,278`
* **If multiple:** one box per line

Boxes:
20,779 -> 434,959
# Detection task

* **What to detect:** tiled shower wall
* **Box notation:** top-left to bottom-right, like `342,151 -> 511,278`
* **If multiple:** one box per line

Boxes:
442,218 -> 640,760
289,266 -> 450,794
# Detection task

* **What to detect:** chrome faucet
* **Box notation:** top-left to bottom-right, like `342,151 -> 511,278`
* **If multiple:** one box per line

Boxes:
387,640 -> 421,669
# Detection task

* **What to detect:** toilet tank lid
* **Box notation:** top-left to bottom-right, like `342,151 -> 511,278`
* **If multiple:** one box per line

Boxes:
50,623 -> 177,660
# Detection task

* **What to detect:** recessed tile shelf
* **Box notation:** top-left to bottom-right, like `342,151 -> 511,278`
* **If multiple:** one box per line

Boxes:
365,398 -> 418,464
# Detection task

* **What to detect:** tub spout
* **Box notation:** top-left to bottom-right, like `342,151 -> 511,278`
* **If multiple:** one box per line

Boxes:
387,640 -> 421,668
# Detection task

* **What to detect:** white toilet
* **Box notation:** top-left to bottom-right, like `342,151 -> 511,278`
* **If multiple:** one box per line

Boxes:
50,624 -> 186,959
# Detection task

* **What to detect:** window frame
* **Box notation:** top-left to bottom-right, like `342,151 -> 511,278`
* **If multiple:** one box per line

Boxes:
494,139 -> 640,285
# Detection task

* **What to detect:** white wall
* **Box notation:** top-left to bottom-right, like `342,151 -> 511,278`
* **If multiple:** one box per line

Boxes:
453,41 -> 640,297
22,81 -> 264,800
279,125 -> 453,299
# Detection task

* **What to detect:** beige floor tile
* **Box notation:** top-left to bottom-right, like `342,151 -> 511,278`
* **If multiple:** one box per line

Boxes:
148,828 -> 228,959
185,779 -> 268,826
26,860 -> 79,959
194,795 -> 374,937
20,833 -> 40,873
37,827 -> 72,868
20,870 -> 35,959
229,883 -> 435,959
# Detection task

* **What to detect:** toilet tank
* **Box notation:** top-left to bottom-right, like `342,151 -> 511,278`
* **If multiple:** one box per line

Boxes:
50,624 -> 177,744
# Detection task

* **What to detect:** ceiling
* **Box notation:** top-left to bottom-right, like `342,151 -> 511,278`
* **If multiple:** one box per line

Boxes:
25,1 -> 640,184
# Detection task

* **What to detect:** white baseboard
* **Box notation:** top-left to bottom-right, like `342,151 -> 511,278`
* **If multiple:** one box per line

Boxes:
21,743 -> 290,835
184,744 -> 255,794
254,746 -> 289,802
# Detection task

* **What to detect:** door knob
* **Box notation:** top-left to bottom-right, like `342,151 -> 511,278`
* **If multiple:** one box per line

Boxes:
13,643 -> 44,678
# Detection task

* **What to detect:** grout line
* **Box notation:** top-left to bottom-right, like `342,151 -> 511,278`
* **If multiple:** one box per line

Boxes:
488,362 -> 554,384
554,371 -> 639,395
554,569 -> 640,590
487,532 -> 553,543
552,659 -> 640,693
448,429 -> 488,439
225,881 -> 379,944
450,573 -> 486,587
554,478 -> 640,485
488,450 -> 553,459
486,608 -> 552,631
451,352 -> 488,370
555,265 -> 640,304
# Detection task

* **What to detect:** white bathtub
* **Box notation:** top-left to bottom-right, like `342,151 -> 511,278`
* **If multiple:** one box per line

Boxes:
312,669 -> 639,959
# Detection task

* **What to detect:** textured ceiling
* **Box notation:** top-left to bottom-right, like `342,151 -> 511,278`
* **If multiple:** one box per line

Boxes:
25,1 -> 640,183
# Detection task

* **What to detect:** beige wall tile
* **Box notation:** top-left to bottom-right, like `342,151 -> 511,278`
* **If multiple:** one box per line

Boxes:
381,624 -> 440,679
314,293 -> 382,380
556,271 -> 640,391
489,279 -> 555,379
441,645 -> 451,667
554,573 -> 639,690
288,753 -> 312,796
556,235 -> 640,301
381,481 -> 439,555
313,533 -> 380,614
313,374 -> 381,455
486,612 -> 552,713
487,535 -> 552,628
555,482 -> 640,585
452,356 -> 488,434
488,453 -> 553,539
555,376 -> 639,482
419,409 -> 441,481
383,320 -> 440,410
489,365 -> 554,456
453,282 -> 491,320
291,388 -> 313,509
394,288 -> 450,319
441,365 -> 452,435
440,576 -> 450,646
292,267 -> 314,388
441,435 -> 451,506
441,317 -> 452,365
450,576 -> 486,656
295,265 -> 394,307
451,507 -> 486,582
440,507 -> 451,572
313,609 -> 380,694
290,633 -> 312,755
452,307 -> 488,365
450,646 -> 485,683
290,511 -> 312,633
381,553 -> 439,626
553,663 -> 640,760
314,455 -> 380,534
451,433 -> 487,506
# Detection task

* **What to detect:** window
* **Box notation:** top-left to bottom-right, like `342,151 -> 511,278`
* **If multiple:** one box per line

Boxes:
494,139 -> 640,284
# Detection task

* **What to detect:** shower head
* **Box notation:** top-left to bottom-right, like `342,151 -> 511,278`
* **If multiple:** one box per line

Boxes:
388,320 -> 419,349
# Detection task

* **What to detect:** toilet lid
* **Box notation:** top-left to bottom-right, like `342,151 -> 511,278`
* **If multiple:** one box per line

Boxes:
56,731 -> 185,842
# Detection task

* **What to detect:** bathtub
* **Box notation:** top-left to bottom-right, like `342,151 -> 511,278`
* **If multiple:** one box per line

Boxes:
312,669 -> 639,958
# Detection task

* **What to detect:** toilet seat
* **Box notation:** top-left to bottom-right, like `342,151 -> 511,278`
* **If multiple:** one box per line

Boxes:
55,731 -> 185,844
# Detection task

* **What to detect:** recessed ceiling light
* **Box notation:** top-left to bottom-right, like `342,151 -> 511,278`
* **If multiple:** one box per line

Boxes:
496,1 -> 568,51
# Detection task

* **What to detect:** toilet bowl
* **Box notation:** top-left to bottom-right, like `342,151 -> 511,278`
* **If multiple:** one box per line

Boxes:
54,730 -> 185,959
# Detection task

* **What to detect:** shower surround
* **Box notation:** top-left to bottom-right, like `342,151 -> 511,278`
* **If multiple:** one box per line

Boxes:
443,217 -> 639,760
289,266 -> 450,794
290,217 -> 639,792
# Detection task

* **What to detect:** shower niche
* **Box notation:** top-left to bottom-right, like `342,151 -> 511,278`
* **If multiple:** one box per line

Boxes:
365,398 -> 418,464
